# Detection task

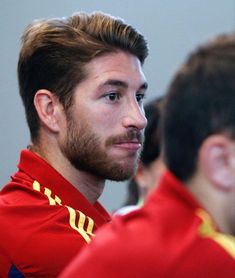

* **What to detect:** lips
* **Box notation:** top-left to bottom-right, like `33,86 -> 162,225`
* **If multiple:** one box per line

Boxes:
114,140 -> 142,151
105,129 -> 144,150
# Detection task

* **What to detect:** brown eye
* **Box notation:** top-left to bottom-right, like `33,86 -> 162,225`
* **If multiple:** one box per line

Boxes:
136,93 -> 145,103
105,92 -> 121,102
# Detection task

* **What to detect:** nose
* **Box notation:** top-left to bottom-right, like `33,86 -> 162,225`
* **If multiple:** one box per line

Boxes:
122,102 -> 147,130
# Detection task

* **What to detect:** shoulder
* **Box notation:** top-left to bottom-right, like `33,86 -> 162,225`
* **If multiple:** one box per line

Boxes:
63,211 -> 235,277
61,205 -> 172,277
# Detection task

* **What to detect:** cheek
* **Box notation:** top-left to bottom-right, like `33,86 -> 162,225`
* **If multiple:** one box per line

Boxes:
91,110 -> 119,131
73,100 -> 122,134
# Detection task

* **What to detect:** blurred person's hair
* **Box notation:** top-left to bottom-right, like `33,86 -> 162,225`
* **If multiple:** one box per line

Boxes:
162,33 -> 235,182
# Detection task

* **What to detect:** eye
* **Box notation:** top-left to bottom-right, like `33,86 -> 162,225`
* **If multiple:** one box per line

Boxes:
136,93 -> 145,103
105,92 -> 121,102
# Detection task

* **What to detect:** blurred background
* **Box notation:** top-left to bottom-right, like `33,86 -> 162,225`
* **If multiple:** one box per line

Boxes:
0,0 -> 234,212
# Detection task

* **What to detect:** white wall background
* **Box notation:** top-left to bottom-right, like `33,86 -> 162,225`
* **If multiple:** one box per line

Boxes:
0,0 -> 234,212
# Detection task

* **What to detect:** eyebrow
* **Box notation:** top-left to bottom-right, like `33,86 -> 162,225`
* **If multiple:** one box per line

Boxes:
101,79 -> 148,91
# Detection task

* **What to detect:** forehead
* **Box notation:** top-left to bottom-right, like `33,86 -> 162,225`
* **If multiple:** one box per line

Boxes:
84,51 -> 146,87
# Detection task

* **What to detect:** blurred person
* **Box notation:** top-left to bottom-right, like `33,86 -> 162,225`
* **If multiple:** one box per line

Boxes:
61,32 -> 235,277
0,11 -> 149,277
116,96 -> 165,215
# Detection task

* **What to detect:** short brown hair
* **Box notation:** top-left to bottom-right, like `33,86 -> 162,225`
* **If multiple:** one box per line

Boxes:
162,32 -> 235,181
18,11 -> 148,141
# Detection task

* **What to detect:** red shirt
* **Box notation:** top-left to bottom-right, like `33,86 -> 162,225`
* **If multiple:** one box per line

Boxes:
0,150 -> 110,277
61,171 -> 235,278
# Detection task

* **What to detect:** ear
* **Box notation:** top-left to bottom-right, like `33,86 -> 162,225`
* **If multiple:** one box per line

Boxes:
199,135 -> 235,191
34,89 -> 64,133
134,163 -> 149,190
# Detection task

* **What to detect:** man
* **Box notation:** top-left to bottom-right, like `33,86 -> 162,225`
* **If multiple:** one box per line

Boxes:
61,33 -> 235,277
0,11 -> 148,277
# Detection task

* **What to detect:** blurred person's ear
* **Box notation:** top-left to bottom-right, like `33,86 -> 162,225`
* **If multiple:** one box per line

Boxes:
134,163 -> 148,190
199,134 -> 235,191
134,162 -> 151,200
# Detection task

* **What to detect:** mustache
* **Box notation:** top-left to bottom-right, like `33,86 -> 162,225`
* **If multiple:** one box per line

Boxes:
106,129 -> 144,146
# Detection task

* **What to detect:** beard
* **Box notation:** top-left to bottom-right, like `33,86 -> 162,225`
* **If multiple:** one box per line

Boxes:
60,114 -> 143,181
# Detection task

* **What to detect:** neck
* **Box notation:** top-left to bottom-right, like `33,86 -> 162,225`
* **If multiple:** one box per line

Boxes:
186,174 -> 234,236
29,143 -> 105,205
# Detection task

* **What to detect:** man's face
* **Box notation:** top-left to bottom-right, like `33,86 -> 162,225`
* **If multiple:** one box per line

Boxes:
60,51 -> 148,181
